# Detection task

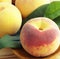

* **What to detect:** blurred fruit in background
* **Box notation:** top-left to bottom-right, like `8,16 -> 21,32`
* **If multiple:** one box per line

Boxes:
0,0 -> 12,3
15,0 -> 51,18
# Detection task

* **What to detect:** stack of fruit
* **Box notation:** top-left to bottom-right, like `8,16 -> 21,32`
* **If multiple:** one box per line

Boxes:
0,0 -> 60,57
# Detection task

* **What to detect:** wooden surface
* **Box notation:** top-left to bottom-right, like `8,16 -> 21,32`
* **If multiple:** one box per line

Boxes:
0,48 -> 19,59
0,46 -> 60,59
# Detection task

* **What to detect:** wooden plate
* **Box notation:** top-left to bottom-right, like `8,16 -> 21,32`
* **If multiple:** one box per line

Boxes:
0,46 -> 60,59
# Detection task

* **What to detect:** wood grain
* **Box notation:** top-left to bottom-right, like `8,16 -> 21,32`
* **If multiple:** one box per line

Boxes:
0,46 -> 60,59
12,46 -> 60,59
0,48 -> 19,59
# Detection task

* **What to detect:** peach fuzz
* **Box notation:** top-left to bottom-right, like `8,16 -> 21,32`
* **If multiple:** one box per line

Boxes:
20,17 -> 60,57
15,0 -> 51,18
0,2 -> 22,37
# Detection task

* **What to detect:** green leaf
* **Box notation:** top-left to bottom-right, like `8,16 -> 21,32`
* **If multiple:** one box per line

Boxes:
44,1 -> 60,19
0,35 -> 22,49
22,4 -> 48,26
44,1 -> 60,28
54,16 -> 60,28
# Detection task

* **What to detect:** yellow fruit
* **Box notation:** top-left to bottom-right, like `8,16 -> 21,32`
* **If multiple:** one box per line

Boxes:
15,0 -> 51,18
0,2 -> 22,37
0,0 -> 12,3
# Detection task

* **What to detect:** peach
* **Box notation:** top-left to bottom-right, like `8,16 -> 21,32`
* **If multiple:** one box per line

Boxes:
0,0 -> 12,3
0,2 -> 22,37
20,17 -> 60,57
15,0 -> 51,18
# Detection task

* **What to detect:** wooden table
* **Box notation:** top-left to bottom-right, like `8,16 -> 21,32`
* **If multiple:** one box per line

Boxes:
0,46 -> 60,59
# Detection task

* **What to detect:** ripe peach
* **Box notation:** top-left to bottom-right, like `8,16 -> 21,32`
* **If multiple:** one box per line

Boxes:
20,17 -> 60,57
0,2 -> 22,37
15,0 -> 51,18
0,0 -> 12,3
